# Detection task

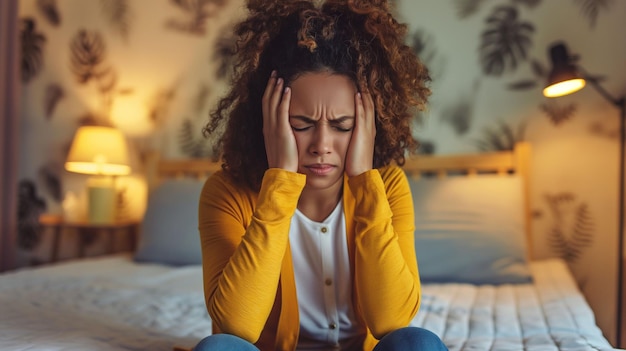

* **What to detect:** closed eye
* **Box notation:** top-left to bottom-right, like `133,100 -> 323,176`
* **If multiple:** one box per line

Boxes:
289,116 -> 354,132
291,125 -> 312,132
333,126 -> 353,132
330,117 -> 354,132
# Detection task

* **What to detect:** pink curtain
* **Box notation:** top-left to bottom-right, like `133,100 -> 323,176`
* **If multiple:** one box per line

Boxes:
0,0 -> 20,272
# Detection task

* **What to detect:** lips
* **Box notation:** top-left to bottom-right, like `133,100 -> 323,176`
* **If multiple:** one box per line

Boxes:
305,164 -> 335,176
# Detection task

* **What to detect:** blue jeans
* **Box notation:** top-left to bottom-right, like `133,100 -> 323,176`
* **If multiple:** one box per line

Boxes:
374,327 -> 448,351
194,327 -> 448,350
193,333 -> 259,351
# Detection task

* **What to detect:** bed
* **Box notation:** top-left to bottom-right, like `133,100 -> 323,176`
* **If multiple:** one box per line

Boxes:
0,143 -> 619,351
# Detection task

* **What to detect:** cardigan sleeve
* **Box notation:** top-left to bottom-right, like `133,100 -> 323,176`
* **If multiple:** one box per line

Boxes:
348,166 -> 420,339
198,169 -> 306,343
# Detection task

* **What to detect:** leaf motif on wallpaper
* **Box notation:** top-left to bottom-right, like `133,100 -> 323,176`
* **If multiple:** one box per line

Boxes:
441,86 -> 478,135
17,179 -> 47,251
540,100 -> 577,126
454,0 -> 488,19
213,29 -> 237,80
166,0 -> 227,36
407,29 -> 445,82
149,89 -> 176,127
36,0 -> 61,26
480,6 -> 535,76
194,84 -> 211,114
417,141 -> 436,155
530,58 -> 546,77
20,18 -> 47,84
38,164 -> 63,203
545,192 -> 594,262
508,80 -> 537,90
76,113 -> 114,129
118,87 -> 135,95
589,120 -> 619,140
574,0 -> 614,28
474,119 -> 527,152
70,30 -> 114,87
507,59 -> 547,91
179,118 -> 211,158
70,29 -> 118,120
44,83 -> 65,119
100,0 -> 134,41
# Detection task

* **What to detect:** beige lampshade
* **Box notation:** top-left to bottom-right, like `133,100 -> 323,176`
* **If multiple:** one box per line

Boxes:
65,126 -> 131,176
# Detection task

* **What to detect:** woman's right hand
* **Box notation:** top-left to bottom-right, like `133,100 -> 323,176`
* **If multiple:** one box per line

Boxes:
262,71 -> 298,172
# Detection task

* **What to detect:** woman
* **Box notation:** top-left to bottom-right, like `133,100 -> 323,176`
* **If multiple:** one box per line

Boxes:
196,0 -> 447,350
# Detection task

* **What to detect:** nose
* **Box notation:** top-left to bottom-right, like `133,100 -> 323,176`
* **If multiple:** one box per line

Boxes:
309,125 -> 332,155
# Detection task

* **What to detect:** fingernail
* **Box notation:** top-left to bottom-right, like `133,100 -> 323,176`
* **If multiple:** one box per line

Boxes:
271,70 -> 277,78
357,92 -> 362,99
277,78 -> 283,85
284,87 -> 290,93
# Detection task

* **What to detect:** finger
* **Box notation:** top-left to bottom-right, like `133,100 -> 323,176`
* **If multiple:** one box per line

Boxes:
360,92 -> 376,135
262,71 -> 278,125
269,78 -> 284,121
361,92 -> 375,120
355,92 -> 365,126
262,70 -> 278,103
278,86 -> 291,127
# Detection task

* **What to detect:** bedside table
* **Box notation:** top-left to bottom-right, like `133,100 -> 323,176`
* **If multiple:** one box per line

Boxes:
39,215 -> 140,263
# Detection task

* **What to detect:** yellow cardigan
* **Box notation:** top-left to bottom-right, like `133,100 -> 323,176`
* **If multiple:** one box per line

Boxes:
198,166 -> 420,351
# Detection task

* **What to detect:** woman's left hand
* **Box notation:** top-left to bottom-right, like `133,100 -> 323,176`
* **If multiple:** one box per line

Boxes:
345,91 -> 376,177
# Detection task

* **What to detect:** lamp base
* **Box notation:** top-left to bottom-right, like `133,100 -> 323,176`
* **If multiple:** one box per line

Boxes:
87,177 -> 116,224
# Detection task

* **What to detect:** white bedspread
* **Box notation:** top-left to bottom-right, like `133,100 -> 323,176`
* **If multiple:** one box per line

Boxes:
411,259 -> 615,351
0,255 -> 616,351
0,255 -> 210,351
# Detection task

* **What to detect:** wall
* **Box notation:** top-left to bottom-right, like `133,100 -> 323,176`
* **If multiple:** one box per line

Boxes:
16,0 -> 626,346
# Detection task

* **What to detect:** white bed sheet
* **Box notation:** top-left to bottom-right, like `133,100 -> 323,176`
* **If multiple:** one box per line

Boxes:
411,259 -> 615,351
0,254 -> 210,351
0,255 -> 617,351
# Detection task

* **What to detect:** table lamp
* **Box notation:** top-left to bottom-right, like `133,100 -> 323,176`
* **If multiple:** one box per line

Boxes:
543,41 -> 626,346
65,126 -> 131,224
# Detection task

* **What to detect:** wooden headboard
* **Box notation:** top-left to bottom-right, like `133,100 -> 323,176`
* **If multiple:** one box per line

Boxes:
144,152 -> 221,189
403,142 -> 533,258
145,142 -> 533,257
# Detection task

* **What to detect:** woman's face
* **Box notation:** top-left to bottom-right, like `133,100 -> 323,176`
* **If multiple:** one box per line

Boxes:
288,72 -> 357,191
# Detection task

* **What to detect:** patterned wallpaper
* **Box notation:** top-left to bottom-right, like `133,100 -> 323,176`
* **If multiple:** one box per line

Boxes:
16,0 -> 626,345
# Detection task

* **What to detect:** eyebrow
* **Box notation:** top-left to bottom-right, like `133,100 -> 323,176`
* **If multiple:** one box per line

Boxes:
289,115 -> 355,124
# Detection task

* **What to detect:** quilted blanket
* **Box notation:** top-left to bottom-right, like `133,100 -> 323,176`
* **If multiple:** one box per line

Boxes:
0,255 -> 617,350
411,259 -> 614,351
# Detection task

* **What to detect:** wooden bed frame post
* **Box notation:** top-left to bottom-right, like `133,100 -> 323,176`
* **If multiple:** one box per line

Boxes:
514,142 -> 533,260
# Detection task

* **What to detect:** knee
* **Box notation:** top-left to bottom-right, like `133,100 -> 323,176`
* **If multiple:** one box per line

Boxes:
406,327 -> 446,346
375,327 -> 448,351
193,333 -> 259,351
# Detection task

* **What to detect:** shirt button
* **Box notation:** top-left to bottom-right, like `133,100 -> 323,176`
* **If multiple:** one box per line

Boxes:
321,227 -> 328,233
325,278 -> 332,286
329,323 -> 337,330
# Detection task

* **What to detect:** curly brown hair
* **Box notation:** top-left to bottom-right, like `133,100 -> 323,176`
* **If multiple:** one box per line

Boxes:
203,0 -> 431,191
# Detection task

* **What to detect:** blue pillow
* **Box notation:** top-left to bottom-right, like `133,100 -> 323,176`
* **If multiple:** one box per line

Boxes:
409,175 -> 532,285
134,179 -> 204,266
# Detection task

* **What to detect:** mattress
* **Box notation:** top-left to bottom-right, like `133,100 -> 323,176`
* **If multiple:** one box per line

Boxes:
411,259 -> 615,351
0,255 -> 617,351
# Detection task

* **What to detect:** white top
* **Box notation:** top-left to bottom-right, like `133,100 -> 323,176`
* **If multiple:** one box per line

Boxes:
289,200 -> 363,350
